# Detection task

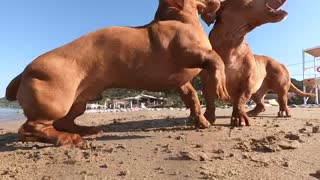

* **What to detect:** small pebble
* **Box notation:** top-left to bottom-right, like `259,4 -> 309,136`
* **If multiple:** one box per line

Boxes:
278,140 -> 301,150
299,128 -> 307,133
213,149 -> 224,154
100,164 -> 108,168
283,161 -> 290,167
306,122 -> 313,126
116,144 -> 126,149
284,134 -> 300,140
242,154 -> 249,159
118,170 -> 128,176
312,126 -> 319,133
155,167 -> 164,171
199,153 -> 209,161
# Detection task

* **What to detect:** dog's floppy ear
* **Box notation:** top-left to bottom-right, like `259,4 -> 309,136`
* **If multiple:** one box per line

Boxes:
200,0 -> 223,26
201,12 -> 217,26
165,0 -> 184,10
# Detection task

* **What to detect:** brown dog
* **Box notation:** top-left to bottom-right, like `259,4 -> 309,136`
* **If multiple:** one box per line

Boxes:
200,0 -> 289,126
154,0 -> 224,127
155,0 -> 220,25
5,0 -> 228,146
248,55 -> 315,117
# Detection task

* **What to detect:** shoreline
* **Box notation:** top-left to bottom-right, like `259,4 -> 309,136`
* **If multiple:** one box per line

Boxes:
1,105 -> 319,126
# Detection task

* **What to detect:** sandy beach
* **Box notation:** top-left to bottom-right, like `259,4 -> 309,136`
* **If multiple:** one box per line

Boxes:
0,107 -> 319,180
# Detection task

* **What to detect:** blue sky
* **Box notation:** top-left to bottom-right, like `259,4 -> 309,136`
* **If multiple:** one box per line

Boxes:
0,0 -> 319,97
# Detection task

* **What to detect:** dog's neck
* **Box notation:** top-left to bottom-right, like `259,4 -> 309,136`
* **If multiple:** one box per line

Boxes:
209,18 -> 254,64
154,1 -> 202,26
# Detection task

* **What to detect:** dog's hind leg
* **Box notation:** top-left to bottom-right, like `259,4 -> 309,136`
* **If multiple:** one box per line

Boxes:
177,82 -> 210,128
230,76 -> 256,126
247,94 -> 266,117
179,87 -> 191,110
277,90 -> 291,118
230,95 -> 252,126
247,85 -> 269,117
200,70 -> 217,125
18,103 -> 85,147
17,76 -> 85,147
19,120 -> 84,147
53,102 -> 101,136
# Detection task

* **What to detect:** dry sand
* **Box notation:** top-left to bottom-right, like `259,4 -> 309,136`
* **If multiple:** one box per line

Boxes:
0,107 -> 319,180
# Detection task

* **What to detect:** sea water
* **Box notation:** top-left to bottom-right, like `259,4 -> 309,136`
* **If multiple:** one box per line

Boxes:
0,108 -> 24,122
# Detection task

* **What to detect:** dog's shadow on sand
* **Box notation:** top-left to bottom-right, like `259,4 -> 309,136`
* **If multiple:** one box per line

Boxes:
96,116 -> 230,142
0,132 -> 49,152
0,116 -> 232,152
99,117 -> 209,133
0,132 -> 152,152
0,132 -> 19,145
99,114 -> 283,134
309,173 -> 320,180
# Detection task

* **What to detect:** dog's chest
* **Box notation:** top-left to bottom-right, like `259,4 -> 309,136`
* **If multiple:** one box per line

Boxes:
226,64 -> 241,86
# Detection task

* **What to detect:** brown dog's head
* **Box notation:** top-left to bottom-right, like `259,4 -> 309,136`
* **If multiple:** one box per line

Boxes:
205,0 -> 288,30
155,0 -> 222,23
199,0 -> 223,25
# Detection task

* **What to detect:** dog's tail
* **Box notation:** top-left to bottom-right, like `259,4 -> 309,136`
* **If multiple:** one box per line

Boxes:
289,82 -> 316,97
5,73 -> 22,101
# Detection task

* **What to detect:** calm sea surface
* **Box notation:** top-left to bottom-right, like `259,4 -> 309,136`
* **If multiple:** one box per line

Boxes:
0,108 -> 24,122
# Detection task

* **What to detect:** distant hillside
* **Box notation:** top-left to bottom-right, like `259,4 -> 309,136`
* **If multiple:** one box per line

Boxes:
291,78 -> 303,90
289,78 -> 308,105
0,78 -> 308,109
0,98 -> 21,109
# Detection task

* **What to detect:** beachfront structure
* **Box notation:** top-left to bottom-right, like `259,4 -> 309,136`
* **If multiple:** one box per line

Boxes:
86,103 -> 105,109
302,46 -> 320,104
86,94 -> 165,109
124,94 -> 165,108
